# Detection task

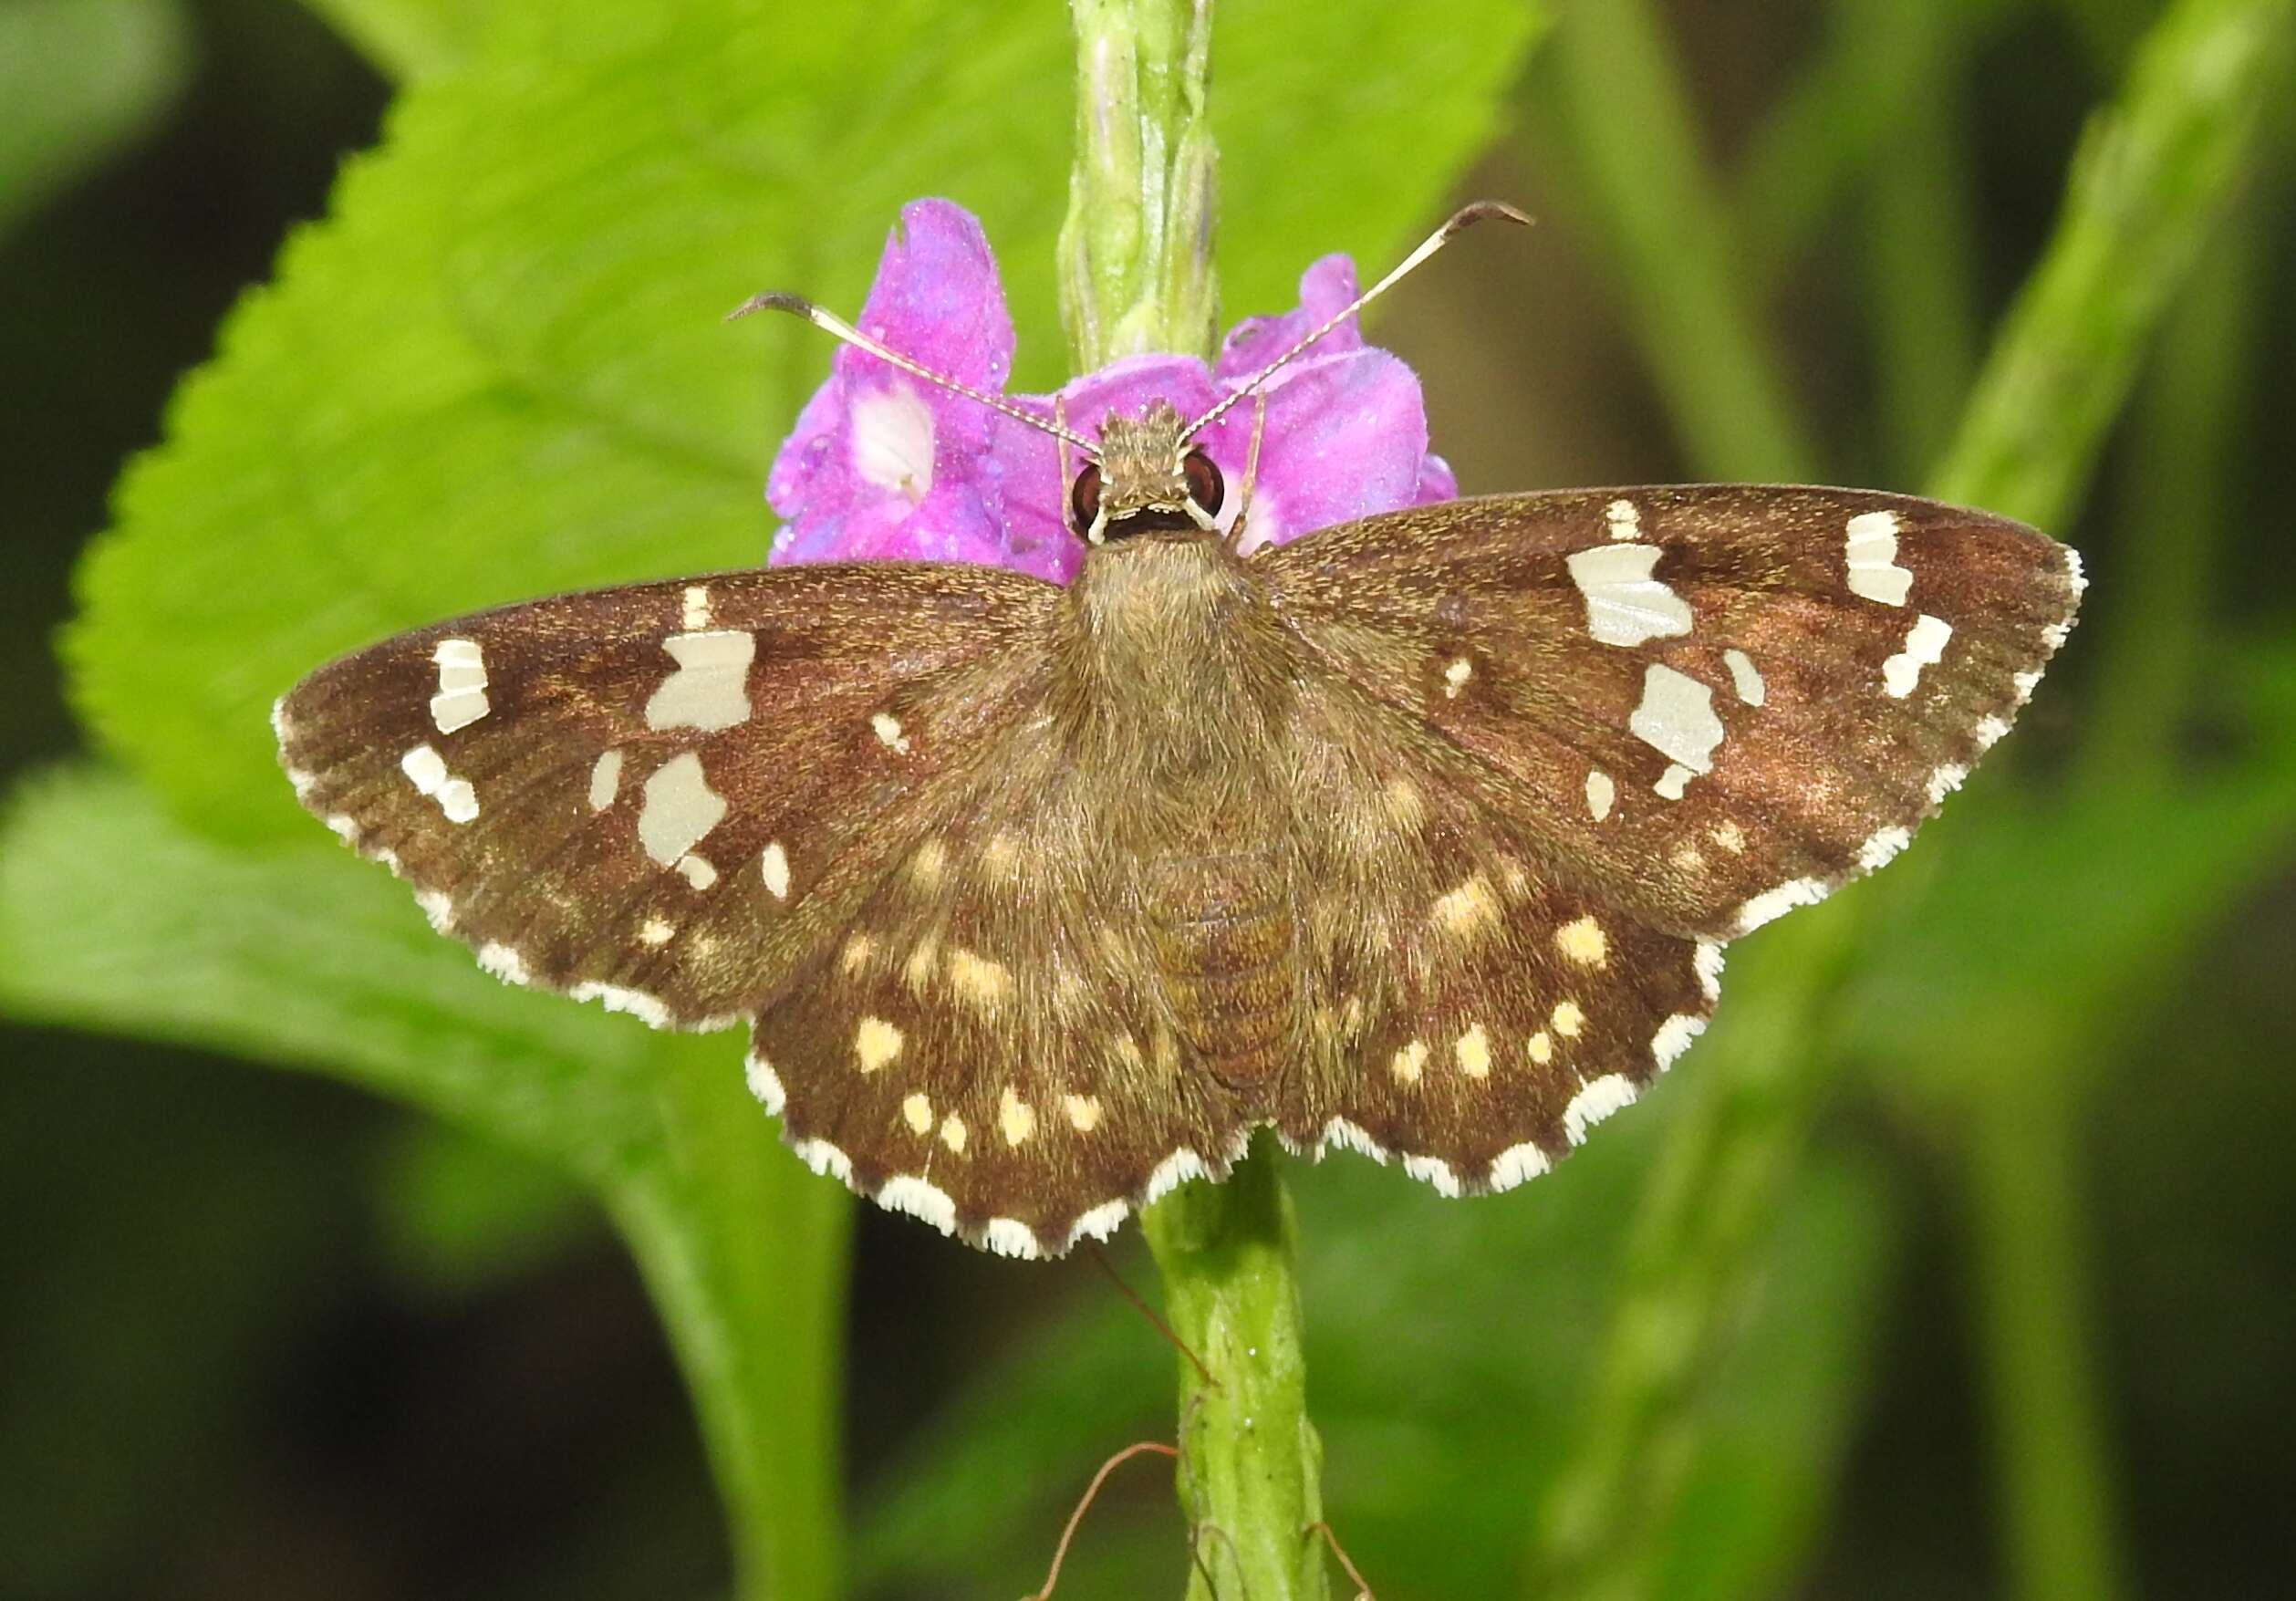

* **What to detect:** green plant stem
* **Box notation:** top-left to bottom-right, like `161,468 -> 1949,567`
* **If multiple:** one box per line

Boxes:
1058,5 -> 1325,1598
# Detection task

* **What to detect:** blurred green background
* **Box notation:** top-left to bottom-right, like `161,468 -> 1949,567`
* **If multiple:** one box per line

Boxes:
3,1 -> 2291,1598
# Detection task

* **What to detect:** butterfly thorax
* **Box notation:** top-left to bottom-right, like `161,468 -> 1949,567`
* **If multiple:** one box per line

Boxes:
1054,535 -> 1305,1090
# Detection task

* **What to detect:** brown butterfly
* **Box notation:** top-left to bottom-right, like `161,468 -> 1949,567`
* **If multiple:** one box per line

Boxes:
275,205 -> 2083,1258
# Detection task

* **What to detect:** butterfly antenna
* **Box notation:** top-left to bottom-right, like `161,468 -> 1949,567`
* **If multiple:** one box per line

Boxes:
1022,1440 -> 1179,1601
728,289 -> 1099,452
1305,1520 -> 1380,1600
1088,1242 -> 1219,1389
1184,200 -> 1532,438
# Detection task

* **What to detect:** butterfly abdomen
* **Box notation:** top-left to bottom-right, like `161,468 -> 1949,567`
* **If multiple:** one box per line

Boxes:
1141,847 -> 1300,1092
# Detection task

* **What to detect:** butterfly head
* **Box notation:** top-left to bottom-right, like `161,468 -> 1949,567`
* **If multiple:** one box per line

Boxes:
1069,398 -> 1225,546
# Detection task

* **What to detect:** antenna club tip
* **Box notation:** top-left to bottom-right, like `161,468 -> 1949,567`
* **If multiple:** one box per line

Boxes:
725,289 -> 814,324
1448,200 -> 1535,234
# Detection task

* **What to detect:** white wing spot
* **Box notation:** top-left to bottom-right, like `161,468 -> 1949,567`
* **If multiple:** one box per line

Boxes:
1528,1030 -> 1554,1066
638,752 -> 726,867
1567,544 -> 1694,647
1064,1093 -> 1104,1133
1845,509 -> 1913,606
1713,821 -> 1745,853
1552,1000 -> 1584,1039
1605,498 -> 1640,540
1556,915 -> 1608,968
644,629 -> 755,732
587,749 -> 623,812
675,854 -> 719,890
681,584 -> 712,629
1723,648 -> 1766,706
1629,665 -> 1726,791
429,638 -> 490,733
855,1015 -> 903,1074
901,1092 -> 932,1135
870,712 -> 911,753
1883,612 -> 1953,698
1564,1074 -> 1638,1145
1655,763 -> 1696,801
1443,657 -> 1474,698
939,1114 -> 969,1154
639,917 -> 675,946
400,743 -> 478,823
851,380 -> 936,503
1585,768 -> 1616,822
761,841 -> 791,899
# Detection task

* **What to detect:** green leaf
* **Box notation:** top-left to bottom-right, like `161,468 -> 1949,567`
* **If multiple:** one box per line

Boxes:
0,765 -> 850,1601
0,0 -> 190,240
70,0 -> 1541,848
296,0 -> 498,79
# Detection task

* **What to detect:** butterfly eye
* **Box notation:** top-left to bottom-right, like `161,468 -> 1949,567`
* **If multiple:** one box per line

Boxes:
1182,449 -> 1225,516
1069,462 -> 1104,535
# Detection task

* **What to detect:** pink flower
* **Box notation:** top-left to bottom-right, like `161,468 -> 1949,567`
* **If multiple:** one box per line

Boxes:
768,199 -> 1456,583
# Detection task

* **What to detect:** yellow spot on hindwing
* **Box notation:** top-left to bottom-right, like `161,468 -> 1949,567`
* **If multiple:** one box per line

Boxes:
901,1093 -> 932,1135
855,1015 -> 903,1074
1392,1039 -> 1429,1085
1552,1001 -> 1584,1039
939,1114 -> 968,1153
840,933 -> 876,973
1713,822 -> 1746,854
1064,1093 -> 1104,1132
1529,1031 -> 1554,1065
909,837 -> 947,889
1432,874 -> 1500,940
947,948 -> 1012,1010
998,1086 -> 1036,1147
1455,1024 -> 1492,1079
902,936 -> 940,992
1556,915 -> 1608,967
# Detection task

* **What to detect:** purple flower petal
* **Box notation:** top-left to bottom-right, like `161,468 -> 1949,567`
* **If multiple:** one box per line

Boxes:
1216,255 -> 1364,380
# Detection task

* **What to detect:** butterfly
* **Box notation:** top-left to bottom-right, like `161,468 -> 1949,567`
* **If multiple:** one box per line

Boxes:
275,205 -> 2083,1259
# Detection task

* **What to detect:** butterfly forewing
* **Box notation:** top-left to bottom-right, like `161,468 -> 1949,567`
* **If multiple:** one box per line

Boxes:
275,563 -> 1058,1028
1262,485 -> 2083,941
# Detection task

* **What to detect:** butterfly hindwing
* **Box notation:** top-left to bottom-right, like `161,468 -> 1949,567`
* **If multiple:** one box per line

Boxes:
275,563 -> 1059,1027
1262,484 -> 2083,941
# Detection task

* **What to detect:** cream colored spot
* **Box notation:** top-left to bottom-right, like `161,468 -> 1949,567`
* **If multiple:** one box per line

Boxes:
1455,1024 -> 1492,1079
587,749 -> 623,812
681,584 -> 712,629
1064,1093 -> 1104,1133
400,743 -> 478,824
901,1093 -> 932,1135
1629,664 -> 1726,789
1567,544 -> 1694,647
1391,1039 -> 1429,1085
1432,874 -> 1500,940
855,1015 -> 903,1075
1605,498 -> 1641,540
1528,1031 -> 1554,1066
901,936 -> 940,993
1114,1034 -> 1147,1072
948,948 -> 1012,1010
909,837 -> 946,888
1713,821 -> 1746,854
638,752 -> 726,867
1655,763 -> 1696,801
1671,842 -> 1706,873
1443,657 -> 1473,698
644,629 -> 754,732
870,712 -> 911,754
982,833 -> 1021,876
1723,648 -> 1766,706
428,638 -> 489,733
1845,509 -> 1913,606
761,841 -> 791,899
839,932 -> 876,973
939,1114 -> 968,1154
640,916 -> 675,946
1556,915 -> 1608,967
1585,768 -> 1616,822
851,380 -> 936,503
998,1085 -> 1037,1147
1552,1000 -> 1584,1038
1883,612 -> 1953,698
675,853 -> 719,890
